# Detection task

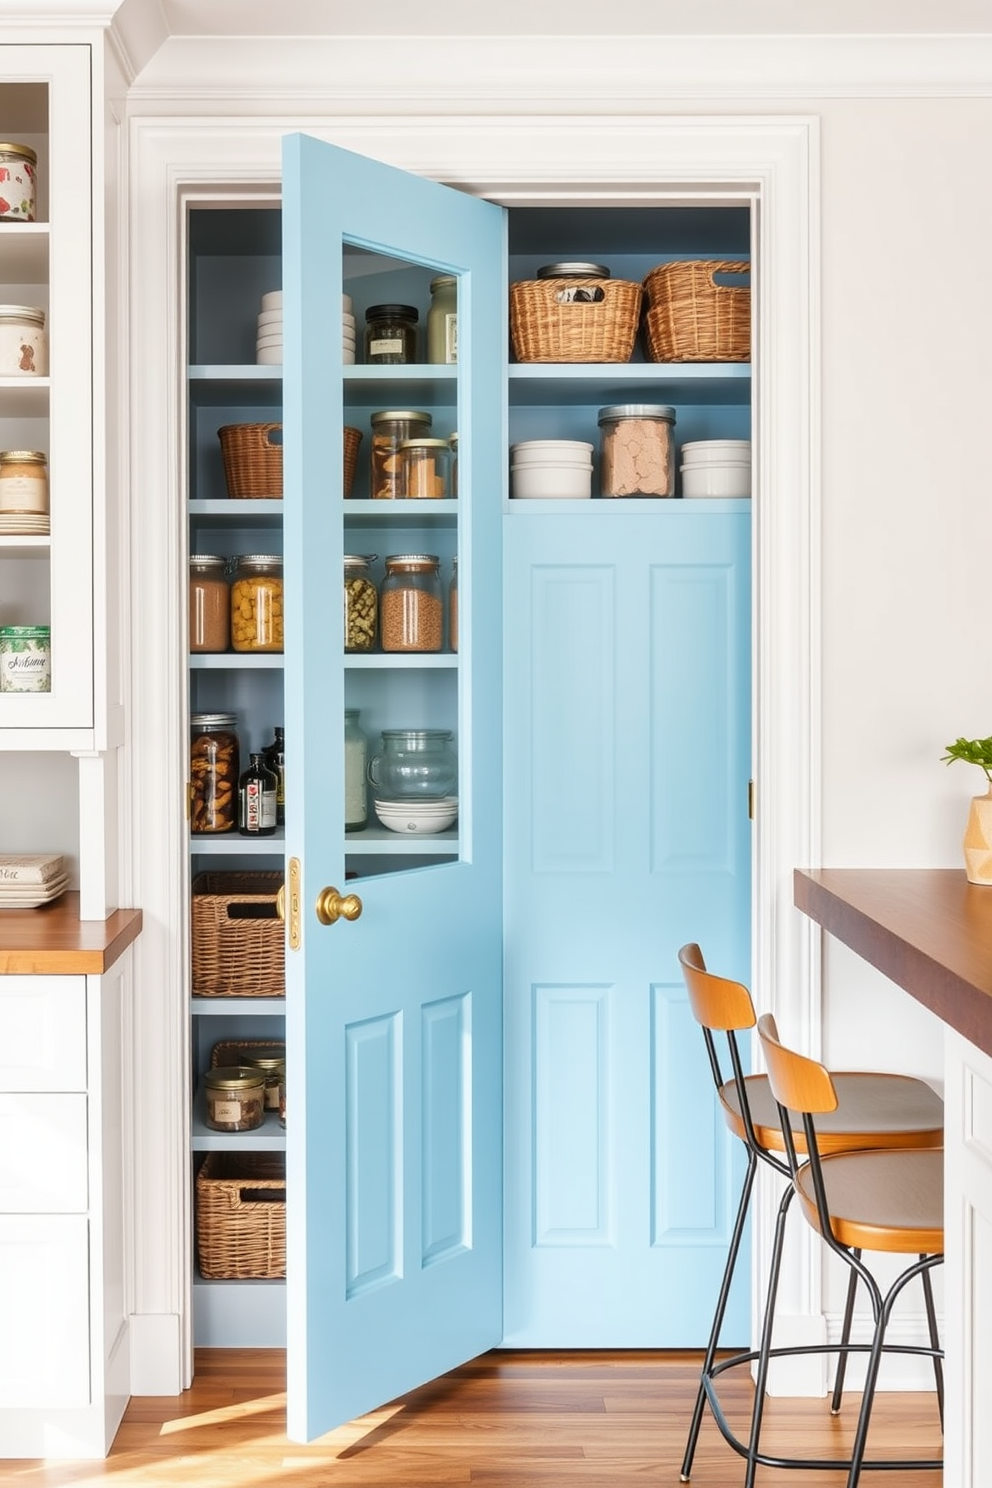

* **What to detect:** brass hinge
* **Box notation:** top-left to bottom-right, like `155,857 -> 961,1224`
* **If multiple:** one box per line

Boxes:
748,779 -> 755,821
287,856 -> 302,951
185,781 -> 195,821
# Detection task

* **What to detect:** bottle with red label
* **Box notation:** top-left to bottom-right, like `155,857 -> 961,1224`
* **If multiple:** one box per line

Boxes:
238,752 -> 277,836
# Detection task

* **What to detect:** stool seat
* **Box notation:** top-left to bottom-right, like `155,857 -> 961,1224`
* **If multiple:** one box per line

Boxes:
796,1145 -> 944,1253
720,1071 -> 943,1154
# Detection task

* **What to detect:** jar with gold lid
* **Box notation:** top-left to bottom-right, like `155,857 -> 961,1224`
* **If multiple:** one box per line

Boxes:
0,143 -> 37,222
239,1048 -> 286,1112
398,438 -> 450,499
370,410 -> 432,500
203,1067 -> 265,1132
0,450 -> 48,514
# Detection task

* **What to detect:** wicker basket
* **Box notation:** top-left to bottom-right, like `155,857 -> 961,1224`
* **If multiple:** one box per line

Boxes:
210,1038 -> 286,1068
510,277 -> 642,363
191,871 -> 285,998
218,422 -> 283,499
196,1151 -> 286,1279
642,260 -> 751,363
343,425 -> 362,497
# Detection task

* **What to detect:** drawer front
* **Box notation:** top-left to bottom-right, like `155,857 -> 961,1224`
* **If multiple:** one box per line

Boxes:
0,976 -> 87,1091
0,1215 -> 90,1407
0,1094 -> 88,1212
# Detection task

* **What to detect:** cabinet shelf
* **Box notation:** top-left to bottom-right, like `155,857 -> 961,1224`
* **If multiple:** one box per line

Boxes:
189,652 -> 285,670
0,221 -> 49,283
0,535 -> 51,554
189,498 -> 283,519
190,830 -> 286,855
344,498 -> 457,525
192,996 -> 286,1016
0,377 -> 50,416
506,497 -> 753,515
347,826 -> 458,853
508,362 -> 751,407
345,653 -> 457,670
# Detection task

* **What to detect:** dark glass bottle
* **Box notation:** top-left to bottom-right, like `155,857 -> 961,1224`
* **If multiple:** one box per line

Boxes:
263,726 -> 286,825
238,752 -> 277,836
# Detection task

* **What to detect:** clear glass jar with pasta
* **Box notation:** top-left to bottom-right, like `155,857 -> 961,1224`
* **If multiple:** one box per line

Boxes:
231,554 -> 283,652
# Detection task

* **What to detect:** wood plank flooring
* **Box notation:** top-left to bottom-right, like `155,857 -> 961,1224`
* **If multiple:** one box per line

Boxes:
2,1350 -> 942,1488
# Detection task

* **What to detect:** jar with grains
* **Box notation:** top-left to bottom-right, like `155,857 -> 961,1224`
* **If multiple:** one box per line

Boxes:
239,1048 -> 286,1111
427,275 -> 457,363
189,555 -> 230,653
598,404 -> 676,498
0,143 -> 37,222
345,708 -> 369,831
0,305 -> 47,376
190,713 -> 240,834
203,1067 -> 265,1132
398,438 -> 450,499
370,410 -> 432,500
364,303 -> 418,364
380,554 -> 443,653
231,554 -> 283,652
344,554 -> 378,652
448,557 -> 458,653
0,450 -> 48,513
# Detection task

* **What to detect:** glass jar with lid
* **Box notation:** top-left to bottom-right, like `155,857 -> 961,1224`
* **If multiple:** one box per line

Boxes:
448,557 -> 458,653
189,555 -> 230,653
203,1066 -> 265,1132
344,555 -> 377,652
190,713 -> 240,834
380,553 -> 443,653
364,303 -> 418,364
370,410 -> 432,500
368,729 -> 458,801
598,404 -> 677,498
345,708 -> 369,831
231,554 -> 283,652
427,275 -> 457,363
239,1048 -> 286,1112
398,438 -> 450,499
0,143 -> 37,222
0,306 -> 47,376
0,450 -> 48,514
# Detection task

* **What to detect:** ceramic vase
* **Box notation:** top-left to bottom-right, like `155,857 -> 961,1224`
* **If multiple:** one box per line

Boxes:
963,789 -> 992,884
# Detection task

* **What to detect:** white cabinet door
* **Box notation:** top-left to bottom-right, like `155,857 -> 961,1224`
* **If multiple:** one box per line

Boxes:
0,1215 -> 90,1407
0,1094 -> 88,1211
0,974 -> 86,1090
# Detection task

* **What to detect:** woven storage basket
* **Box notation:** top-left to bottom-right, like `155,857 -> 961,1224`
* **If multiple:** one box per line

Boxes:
191,871 -> 285,998
210,1038 -> 286,1068
510,277 -> 642,363
218,422 -> 283,498
196,1151 -> 286,1279
642,260 -> 751,363
343,425 -> 362,497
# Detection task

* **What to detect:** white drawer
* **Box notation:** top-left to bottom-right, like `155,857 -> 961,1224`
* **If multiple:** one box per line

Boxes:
0,1094 -> 88,1212
0,976 -> 87,1091
0,1215 -> 90,1407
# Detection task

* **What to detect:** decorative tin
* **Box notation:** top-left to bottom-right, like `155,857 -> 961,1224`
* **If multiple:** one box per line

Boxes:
0,625 -> 51,692
0,143 -> 37,222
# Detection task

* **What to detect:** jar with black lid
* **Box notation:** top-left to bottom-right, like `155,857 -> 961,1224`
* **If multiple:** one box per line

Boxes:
364,304 -> 418,364
190,713 -> 240,834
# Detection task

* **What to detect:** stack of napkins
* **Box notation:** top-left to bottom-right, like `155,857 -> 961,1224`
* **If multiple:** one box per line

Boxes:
0,854 -> 69,908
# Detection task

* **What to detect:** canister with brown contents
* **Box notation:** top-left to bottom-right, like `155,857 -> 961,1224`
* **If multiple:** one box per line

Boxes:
369,410 -> 432,500
597,404 -> 676,498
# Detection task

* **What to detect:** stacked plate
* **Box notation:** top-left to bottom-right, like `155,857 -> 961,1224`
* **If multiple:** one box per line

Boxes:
342,294 -> 355,365
680,439 -> 751,498
510,439 -> 594,500
256,289 -> 283,365
0,512 -> 49,536
0,853 -> 69,909
373,796 -> 458,834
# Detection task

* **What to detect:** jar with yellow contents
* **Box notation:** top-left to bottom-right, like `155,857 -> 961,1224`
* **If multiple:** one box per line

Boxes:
231,554 -> 283,653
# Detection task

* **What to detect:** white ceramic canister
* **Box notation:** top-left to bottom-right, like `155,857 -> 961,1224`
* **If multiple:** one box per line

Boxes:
0,451 -> 48,513
0,306 -> 47,376
0,625 -> 51,692
0,143 -> 37,222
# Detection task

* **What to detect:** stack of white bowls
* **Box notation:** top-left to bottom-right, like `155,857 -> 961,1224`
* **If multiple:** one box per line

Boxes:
680,439 -> 751,499
510,439 -> 594,500
256,290 -> 283,365
342,293 -> 355,364
373,796 -> 459,834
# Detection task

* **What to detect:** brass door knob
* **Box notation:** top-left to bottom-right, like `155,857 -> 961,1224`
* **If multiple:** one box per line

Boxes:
275,885 -> 286,921
315,886 -> 363,925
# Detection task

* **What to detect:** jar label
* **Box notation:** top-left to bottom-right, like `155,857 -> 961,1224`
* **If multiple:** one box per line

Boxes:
0,473 -> 48,513
0,634 -> 51,692
0,324 -> 48,377
212,1098 -> 242,1123
443,314 -> 458,363
369,337 -> 403,357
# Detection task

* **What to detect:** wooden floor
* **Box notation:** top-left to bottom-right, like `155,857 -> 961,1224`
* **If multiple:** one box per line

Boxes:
3,1350 -> 942,1487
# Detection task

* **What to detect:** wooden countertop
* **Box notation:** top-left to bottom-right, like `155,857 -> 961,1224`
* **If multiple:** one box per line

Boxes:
0,892 -> 143,975
794,868 -> 992,1059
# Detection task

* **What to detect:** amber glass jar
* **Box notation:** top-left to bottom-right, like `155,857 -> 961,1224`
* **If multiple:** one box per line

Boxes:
190,713 -> 240,834
0,450 -> 48,513
231,554 -> 283,652
380,554 -> 443,653
370,410 -> 432,500
189,555 -> 230,653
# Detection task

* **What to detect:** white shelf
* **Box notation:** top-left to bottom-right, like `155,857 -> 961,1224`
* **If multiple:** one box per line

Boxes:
192,996 -> 285,1016
189,652 -> 284,669
0,221 -> 49,282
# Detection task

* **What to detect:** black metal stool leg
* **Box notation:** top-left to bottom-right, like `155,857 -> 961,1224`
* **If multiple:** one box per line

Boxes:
680,1149 -> 758,1482
830,1248 -> 861,1414
920,1258 -> 944,1430
742,1181 -> 794,1488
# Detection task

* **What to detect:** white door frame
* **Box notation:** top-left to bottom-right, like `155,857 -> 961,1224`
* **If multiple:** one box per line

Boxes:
124,111 -> 820,1394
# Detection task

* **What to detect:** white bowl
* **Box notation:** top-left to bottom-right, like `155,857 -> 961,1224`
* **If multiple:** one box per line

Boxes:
256,345 -> 283,365
257,309 -> 283,328
374,797 -> 459,833
260,290 -> 282,311
511,462 -> 592,500
342,349 -> 355,365
680,461 -> 751,498
680,439 -> 751,464
342,293 -> 353,311
511,440 -> 594,462
256,333 -> 284,347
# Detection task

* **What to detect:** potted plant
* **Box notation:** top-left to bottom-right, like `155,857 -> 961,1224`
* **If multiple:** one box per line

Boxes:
942,735 -> 992,884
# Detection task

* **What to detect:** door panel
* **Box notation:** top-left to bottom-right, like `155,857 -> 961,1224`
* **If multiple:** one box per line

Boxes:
502,507 -> 751,1345
281,133 -> 505,1439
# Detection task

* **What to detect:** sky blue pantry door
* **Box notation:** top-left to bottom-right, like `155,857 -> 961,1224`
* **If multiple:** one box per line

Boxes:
280,133 -> 506,1441
502,504 -> 752,1345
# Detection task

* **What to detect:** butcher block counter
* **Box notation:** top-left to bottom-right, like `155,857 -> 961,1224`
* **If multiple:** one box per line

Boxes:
0,891 -> 142,974
794,865 -> 992,1487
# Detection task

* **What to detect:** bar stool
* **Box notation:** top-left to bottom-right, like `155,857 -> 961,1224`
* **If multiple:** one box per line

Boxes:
677,942 -> 943,1484
757,1012 -> 943,1487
